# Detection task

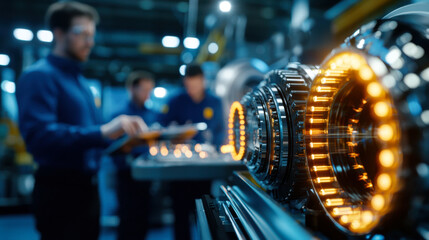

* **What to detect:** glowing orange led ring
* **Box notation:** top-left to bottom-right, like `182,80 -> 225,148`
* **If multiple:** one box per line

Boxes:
305,51 -> 402,234
228,101 -> 246,161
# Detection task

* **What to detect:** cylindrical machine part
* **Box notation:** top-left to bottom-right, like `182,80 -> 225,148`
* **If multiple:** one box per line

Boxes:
305,5 -> 429,235
228,63 -> 318,203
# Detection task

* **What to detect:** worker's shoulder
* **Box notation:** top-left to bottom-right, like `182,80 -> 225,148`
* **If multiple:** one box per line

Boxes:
205,91 -> 222,103
19,58 -> 56,82
169,91 -> 188,102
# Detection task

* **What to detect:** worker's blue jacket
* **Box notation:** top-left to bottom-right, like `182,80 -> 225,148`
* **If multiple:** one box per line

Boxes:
16,54 -> 107,173
160,90 -> 226,149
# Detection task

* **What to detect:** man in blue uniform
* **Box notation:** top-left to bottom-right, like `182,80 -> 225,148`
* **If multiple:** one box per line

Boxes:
111,71 -> 158,240
16,2 -> 147,240
161,64 -> 225,148
161,64 -> 225,240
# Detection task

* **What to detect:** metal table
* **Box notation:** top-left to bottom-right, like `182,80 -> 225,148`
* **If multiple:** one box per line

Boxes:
131,157 -> 246,181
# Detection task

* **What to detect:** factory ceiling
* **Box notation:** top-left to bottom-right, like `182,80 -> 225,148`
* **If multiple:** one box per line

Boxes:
4,0 -> 376,84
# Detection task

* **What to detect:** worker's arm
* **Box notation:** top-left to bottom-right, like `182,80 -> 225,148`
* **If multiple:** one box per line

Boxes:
17,70 -> 146,155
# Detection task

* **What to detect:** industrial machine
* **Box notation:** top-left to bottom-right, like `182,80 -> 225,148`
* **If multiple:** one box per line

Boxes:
197,3 -> 429,239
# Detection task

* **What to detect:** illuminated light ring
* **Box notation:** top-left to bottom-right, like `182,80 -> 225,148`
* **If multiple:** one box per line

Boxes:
306,17 -> 429,235
305,51 -> 402,234
228,101 -> 246,161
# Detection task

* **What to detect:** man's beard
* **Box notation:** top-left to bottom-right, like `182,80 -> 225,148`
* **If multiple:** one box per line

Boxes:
65,39 -> 89,62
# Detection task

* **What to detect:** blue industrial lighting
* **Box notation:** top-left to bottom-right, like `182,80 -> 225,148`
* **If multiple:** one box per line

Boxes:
153,87 -> 167,98
162,36 -> 180,48
407,94 -> 423,116
37,30 -> 53,43
183,37 -> 200,49
179,64 -> 187,76
219,1 -> 232,13
0,54 -> 10,66
13,28 -> 34,41
1,80 -> 16,93
208,42 -> 219,54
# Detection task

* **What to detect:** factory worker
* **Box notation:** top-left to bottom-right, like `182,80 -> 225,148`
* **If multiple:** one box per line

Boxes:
16,2 -> 147,240
111,71 -> 159,240
160,63 -> 226,240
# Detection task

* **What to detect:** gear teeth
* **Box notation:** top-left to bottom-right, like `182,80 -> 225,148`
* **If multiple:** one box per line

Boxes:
241,65 -> 318,200
265,66 -> 317,202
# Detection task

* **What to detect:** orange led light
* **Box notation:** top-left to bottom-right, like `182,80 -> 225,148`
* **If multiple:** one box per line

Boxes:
359,66 -> 374,81
228,102 -> 246,161
149,146 -> 158,156
316,177 -> 335,183
332,207 -> 353,216
361,211 -> 373,224
306,51 -> 402,234
313,165 -> 331,171
378,124 -> 394,141
185,150 -> 193,158
313,96 -> 331,102
220,145 -> 233,154
320,188 -> 339,196
311,154 -> 329,160
326,198 -> 345,206
379,149 -> 395,167
377,174 -> 392,191
374,101 -> 390,117
160,145 -> 168,156
371,195 -> 385,211
199,151 -> 208,159
367,82 -> 383,97
310,142 -> 328,148
174,149 -> 182,158
310,118 -> 326,124
310,106 -> 330,112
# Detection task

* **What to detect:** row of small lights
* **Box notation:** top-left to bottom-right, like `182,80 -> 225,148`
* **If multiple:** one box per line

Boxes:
1,1 -> 233,92
10,27 -> 219,52
162,36 -> 219,53
149,143 -> 208,159
0,28 -> 33,93
306,52 -> 403,233
163,0 -> 232,50
0,28 -> 54,68
172,0 -> 231,75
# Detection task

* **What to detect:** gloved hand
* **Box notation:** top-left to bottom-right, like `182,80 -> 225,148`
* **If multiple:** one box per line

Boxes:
101,115 -> 148,140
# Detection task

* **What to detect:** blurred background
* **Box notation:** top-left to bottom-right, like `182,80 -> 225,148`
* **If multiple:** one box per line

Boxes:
0,0 -> 425,239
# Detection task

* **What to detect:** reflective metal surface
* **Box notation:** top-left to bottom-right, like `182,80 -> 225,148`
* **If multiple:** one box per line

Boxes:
228,64 -> 318,203
215,2 -> 429,238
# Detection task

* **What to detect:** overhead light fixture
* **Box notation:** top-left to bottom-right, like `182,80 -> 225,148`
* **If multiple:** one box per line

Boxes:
1,80 -> 16,94
208,42 -> 219,54
183,37 -> 200,49
179,64 -> 187,76
162,36 -> 180,48
0,54 -> 10,66
13,28 -> 34,41
219,0 -> 232,13
37,30 -> 53,43
154,87 -> 167,98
